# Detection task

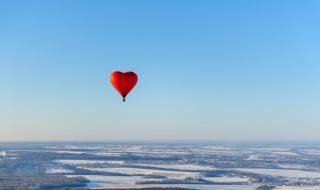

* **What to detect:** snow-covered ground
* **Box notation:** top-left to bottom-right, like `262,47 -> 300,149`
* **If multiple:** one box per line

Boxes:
203,177 -> 250,183
235,168 -> 320,178
46,167 -> 73,174
67,175 -> 257,190
50,150 -> 86,154
133,164 -> 216,171
82,167 -> 201,180
275,186 -> 320,190
197,150 -> 243,155
248,148 -> 290,151
271,152 -> 299,156
63,145 -> 104,150
54,160 -> 124,165
278,164 -> 309,170
36,144 -> 320,189
302,150 -> 320,156
93,184 -> 257,190
247,155 -> 260,160
93,152 -> 125,156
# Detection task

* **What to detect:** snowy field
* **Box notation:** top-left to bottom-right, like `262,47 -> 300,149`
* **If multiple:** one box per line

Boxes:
50,150 -> 86,154
203,177 -> 250,183
93,152 -> 125,156
82,167 -> 201,180
235,168 -> 320,178
67,175 -> 257,190
54,159 -> 125,165
133,164 -> 217,171
46,167 -> 73,174
275,187 -> 320,190
3,142 -> 319,189
302,150 -> 320,156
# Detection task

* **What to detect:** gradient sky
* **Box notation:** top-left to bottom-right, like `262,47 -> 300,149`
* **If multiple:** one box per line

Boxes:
1,0 -> 319,141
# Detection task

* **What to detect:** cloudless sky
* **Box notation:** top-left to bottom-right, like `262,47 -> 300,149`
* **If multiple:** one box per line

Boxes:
1,0 -> 319,141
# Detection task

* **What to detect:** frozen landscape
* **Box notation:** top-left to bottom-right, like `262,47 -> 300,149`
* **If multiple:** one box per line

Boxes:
0,142 -> 319,190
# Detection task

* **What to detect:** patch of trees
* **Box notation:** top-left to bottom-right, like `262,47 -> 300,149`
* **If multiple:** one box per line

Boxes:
0,175 -> 88,190
256,185 -> 275,190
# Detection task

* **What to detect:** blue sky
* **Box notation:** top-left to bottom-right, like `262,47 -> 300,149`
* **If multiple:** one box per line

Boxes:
1,0 -> 319,141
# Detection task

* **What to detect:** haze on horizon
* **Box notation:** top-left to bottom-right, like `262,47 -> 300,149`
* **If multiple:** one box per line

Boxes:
1,0 -> 319,142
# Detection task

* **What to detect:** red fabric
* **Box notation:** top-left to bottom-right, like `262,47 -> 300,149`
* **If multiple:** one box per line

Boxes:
110,71 -> 138,100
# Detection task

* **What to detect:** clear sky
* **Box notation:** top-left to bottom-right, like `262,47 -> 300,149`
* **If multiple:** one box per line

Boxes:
1,0 -> 319,141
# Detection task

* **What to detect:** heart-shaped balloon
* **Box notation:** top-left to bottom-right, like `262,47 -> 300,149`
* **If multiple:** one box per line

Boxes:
110,71 -> 138,102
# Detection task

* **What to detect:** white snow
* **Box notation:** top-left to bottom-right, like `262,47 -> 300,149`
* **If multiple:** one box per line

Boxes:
67,175 -> 257,190
278,164 -> 308,170
51,151 -> 86,154
235,168 -> 320,178
249,148 -> 290,151
45,167 -> 72,174
303,150 -> 320,156
275,186 -> 320,190
272,152 -> 298,156
64,145 -> 104,150
94,152 -> 125,156
100,184 -> 256,190
133,164 -> 216,171
82,167 -> 201,180
204,177 -> 250,183
54,160 -> 124,165
247,155 -> 260,160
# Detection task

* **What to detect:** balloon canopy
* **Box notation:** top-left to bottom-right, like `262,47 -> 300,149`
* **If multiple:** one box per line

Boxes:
110,71 -> 138,102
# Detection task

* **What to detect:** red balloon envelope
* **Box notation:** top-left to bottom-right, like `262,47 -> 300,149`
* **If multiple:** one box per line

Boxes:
110,71 -> 138,102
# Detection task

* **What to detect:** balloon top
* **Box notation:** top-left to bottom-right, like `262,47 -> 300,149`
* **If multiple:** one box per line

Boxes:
110,71 -> 138,102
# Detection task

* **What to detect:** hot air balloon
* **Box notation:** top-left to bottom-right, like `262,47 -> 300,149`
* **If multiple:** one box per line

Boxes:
110,71 -> 138,102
